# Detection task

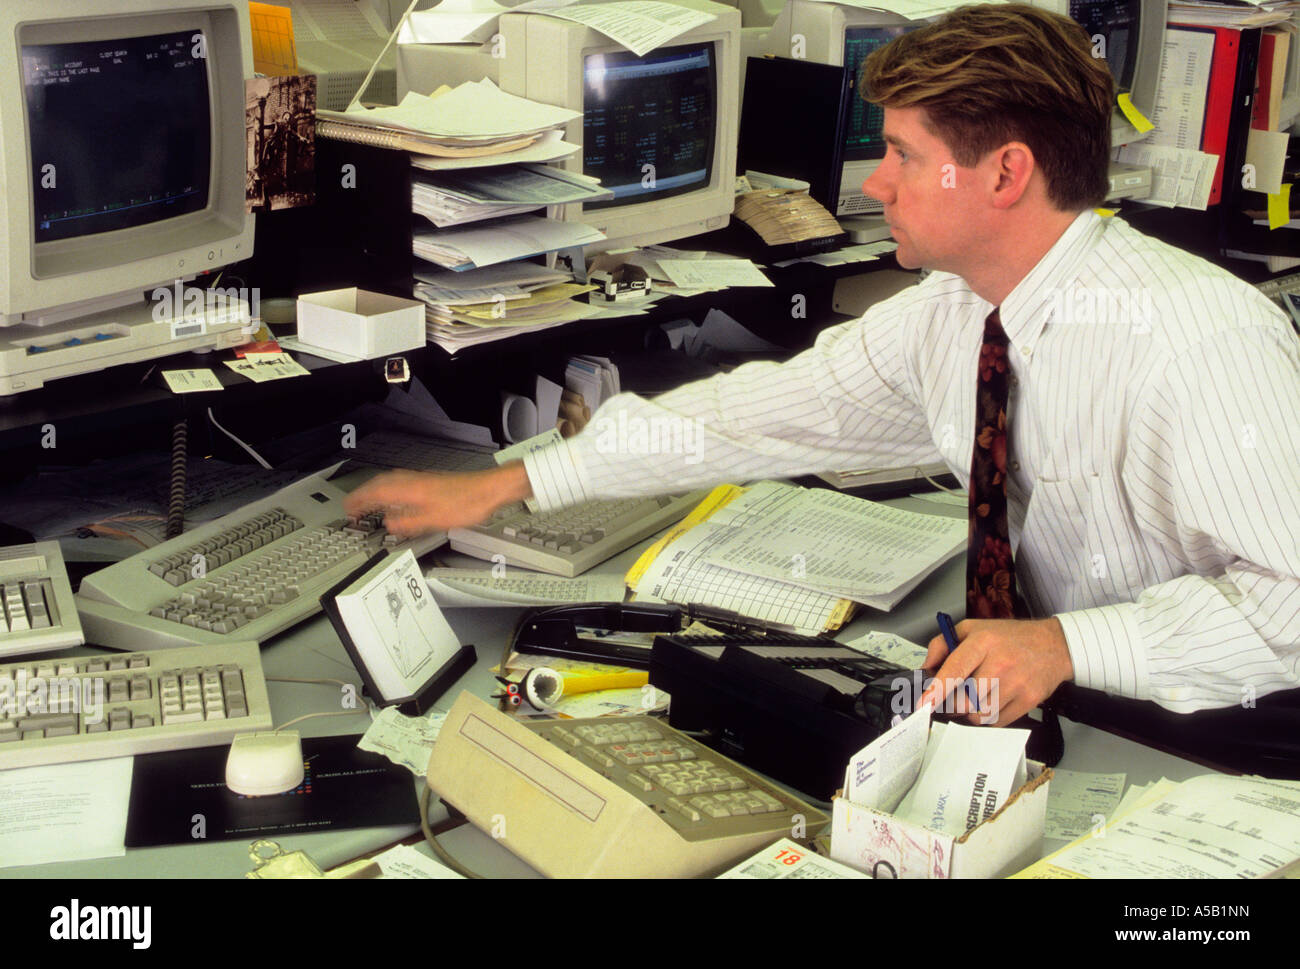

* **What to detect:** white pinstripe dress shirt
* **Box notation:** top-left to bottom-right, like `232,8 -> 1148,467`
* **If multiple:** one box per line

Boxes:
524,211 -> 1300,713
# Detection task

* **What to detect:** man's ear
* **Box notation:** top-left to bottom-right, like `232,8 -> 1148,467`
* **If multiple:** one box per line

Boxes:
989,142 -> 1035,210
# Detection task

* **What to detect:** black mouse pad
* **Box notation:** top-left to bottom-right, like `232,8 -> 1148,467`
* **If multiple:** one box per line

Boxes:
125,733 -> 419,847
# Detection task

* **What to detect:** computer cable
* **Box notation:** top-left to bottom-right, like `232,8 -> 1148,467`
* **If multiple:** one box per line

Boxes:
418,784 -> 484,879
263,677 -> 375,735
207,407 -> 273,470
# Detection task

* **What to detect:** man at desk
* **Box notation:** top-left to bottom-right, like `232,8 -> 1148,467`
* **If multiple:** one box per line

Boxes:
348,5 -> 1300,734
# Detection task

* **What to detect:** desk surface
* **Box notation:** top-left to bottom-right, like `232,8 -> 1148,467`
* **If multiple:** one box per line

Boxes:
5,498 -> 1215,880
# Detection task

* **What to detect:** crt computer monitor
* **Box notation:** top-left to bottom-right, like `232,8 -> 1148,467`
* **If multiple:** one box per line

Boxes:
1029,0 -> 1167,147
764,0 -> 1167,218
0,1 -> 255,393
497,0 -> 741,253
760,2 -> 920,219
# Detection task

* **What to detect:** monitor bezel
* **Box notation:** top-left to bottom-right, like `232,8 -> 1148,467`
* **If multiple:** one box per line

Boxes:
498,3 -> 740,253
19,13 -> 223,276
0,2 -> 253,322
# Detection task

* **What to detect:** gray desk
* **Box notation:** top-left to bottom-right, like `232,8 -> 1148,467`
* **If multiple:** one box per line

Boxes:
5,496 -> 1214,878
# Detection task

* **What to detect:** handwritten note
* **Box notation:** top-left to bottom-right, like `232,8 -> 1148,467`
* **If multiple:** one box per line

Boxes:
162,368 -> 224,394
224,351 -> 310,383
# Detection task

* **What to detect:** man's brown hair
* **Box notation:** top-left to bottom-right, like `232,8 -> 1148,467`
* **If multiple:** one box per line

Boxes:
859,3 -> 1114,210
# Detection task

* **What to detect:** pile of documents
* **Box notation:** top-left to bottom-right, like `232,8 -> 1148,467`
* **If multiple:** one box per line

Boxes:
626,480 -> 966,634
413,215 -> 604,271
589,246 -> 774,298
1014,773 -> 1300,878
415,262 -> 606,352
1167,0 -> 1298,28
316,78 -> 579,158
412,163 -> 612,228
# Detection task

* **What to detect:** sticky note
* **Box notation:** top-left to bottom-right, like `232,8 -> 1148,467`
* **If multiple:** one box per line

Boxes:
162,369 -> 224,394
1093,207 -> 1117,218
1117,93 -> 1154,134
1267,184 -> 1292,230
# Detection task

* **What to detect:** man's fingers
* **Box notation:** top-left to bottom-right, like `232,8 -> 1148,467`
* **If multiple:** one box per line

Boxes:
379,513 -> 425,539
922,634 -> 949,672
343,478 -> 398,516
919,645 -> 982,709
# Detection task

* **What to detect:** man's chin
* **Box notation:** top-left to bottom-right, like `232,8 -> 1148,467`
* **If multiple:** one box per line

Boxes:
893,244 -> 921,270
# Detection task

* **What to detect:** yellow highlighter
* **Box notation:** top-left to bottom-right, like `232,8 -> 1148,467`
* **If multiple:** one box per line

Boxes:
561,671 -> 649,695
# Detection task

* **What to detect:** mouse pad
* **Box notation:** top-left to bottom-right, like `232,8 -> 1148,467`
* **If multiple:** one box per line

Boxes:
125,733 -> 419,847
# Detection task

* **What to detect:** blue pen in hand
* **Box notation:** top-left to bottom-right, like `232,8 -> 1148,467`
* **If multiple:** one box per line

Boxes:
936,612 -> 981,713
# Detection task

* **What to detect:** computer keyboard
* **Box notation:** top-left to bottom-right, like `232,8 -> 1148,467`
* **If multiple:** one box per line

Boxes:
1255,269 -> 1300,302
0,640 -> 272,770
75,467 -> 446,652
340,428 -> 497,474
427,691 -> 829,877
447,492 -> 702,577
0,541 -> 84,658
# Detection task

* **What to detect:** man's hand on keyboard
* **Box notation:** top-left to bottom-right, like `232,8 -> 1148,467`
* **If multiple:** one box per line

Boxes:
919,617 -> 1073,727
345,463 -> 534,538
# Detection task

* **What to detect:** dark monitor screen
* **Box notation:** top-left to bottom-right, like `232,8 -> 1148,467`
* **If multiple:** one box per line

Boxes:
842,25 -> 917,162
582,42 -> 716,210
1069,0 -> 1139,92
23,29 -> 211,245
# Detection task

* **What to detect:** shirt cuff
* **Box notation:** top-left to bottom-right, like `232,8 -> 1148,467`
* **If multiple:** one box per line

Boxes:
522,441 -> 594,512
1055,602 -> 1150,701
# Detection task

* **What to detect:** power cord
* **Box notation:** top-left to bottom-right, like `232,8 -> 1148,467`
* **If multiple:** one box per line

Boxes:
263,676 -> 372,733
419,785 -> 484,879
165,418 -> 188,539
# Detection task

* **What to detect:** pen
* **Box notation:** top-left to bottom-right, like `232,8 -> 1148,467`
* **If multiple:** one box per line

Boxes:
936,612 -> 981,712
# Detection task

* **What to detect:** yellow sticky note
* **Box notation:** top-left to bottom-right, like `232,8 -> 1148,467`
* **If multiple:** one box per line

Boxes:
1268,183 -> 1292,230
249,2 -> 298,76
1117,93 -> 1154,134
1093,207 -> 1117,218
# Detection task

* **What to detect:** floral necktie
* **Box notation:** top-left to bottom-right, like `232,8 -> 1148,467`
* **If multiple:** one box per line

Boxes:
967,308 -> 1028,620
963,309 -> 1063,764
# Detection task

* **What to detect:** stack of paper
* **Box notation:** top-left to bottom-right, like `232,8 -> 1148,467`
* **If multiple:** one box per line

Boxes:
412,163 -> 613,228
418,262 -> 604,352
317,79 -> 582,158
1013,774 -> 1300,878
412,214 -> 605,271
626,480 -> 966,634
564,355 -> 620,412
596,245 -> 773,297
1167,0 -> 1297,28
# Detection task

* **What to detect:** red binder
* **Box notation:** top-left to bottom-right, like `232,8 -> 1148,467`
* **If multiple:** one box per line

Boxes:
1170,23 -> 1261,206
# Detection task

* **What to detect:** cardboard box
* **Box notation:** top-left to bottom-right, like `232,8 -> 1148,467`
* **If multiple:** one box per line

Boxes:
830,762 -> 1052,878
296,288 -> 424,360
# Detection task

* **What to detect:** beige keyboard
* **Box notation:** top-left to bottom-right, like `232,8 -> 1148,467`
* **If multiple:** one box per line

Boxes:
0,640 -> 272,770
75,468 -> 444,651
447,492 -> 701,577
0,541 -> 84,658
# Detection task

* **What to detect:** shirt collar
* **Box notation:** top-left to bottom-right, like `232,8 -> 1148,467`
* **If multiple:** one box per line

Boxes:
998,209 -> 1107,350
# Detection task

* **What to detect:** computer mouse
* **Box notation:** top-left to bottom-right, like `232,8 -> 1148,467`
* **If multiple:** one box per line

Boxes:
225,731 -> 305,796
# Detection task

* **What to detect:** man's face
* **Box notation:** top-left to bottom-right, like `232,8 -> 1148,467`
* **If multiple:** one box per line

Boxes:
861,106 -> 986,274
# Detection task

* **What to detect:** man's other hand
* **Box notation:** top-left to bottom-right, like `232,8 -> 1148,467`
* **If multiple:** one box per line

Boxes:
343,462 -> 533,539
919,617 -> 1073,726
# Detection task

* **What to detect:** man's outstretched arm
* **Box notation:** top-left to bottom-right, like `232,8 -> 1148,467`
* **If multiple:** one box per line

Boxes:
344,462 -> 533,538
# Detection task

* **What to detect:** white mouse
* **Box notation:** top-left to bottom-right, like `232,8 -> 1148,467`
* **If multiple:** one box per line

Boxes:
225,731 -> 305,796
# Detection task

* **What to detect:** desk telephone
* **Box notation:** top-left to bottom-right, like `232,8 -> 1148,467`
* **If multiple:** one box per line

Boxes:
426,691 -> 829,878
